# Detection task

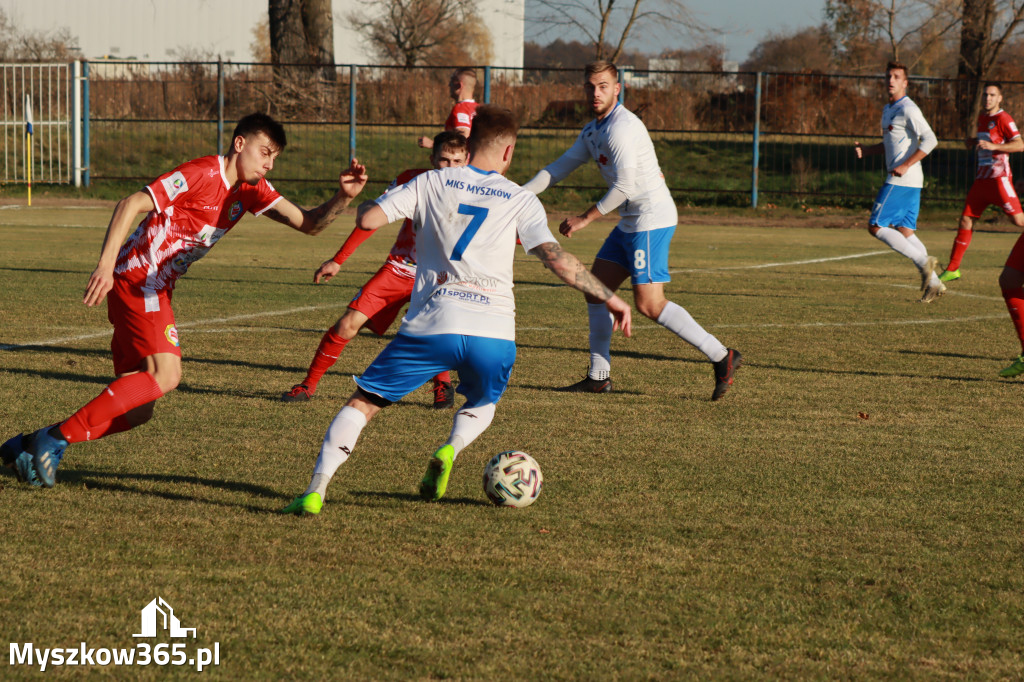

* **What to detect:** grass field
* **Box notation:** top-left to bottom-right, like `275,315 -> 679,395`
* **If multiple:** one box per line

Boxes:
2,206 -> 1024,678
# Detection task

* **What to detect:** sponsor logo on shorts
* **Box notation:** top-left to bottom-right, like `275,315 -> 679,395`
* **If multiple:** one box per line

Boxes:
161,172 -> 189,201
164,325 -> 180,347
229,201 -> 243,221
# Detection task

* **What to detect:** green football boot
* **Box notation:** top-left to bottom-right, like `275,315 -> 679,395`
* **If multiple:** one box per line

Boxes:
279,492 -> 323,515
419,445 -> 455,501
999,355 -> 1024,378
939,268 -> 961,283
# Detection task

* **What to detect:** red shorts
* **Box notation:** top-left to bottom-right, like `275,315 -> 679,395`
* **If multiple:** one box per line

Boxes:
962,176 -> 1023,218
349,263 -> 415,336
107,278 -> 181,375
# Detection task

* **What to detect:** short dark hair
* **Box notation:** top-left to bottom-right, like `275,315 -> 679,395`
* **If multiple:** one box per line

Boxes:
585,60 -> 618,81
453,67 -> 477,85
432,130 -> 467,156
984,81 -> 1003,94
232,112 -> 286,150
886,61 -> 908,79
467,104 -> 518,154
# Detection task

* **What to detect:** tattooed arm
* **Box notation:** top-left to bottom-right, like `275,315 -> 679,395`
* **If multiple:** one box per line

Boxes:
531,241 -> 632,337
263,158 -> 368,236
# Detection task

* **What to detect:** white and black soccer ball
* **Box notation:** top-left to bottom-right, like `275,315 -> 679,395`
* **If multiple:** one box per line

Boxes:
482,450 -> 543,508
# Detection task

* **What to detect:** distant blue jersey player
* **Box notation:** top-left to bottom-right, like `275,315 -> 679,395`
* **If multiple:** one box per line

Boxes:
522,61 -> 741,400
855,60 -> 944,303
281,105 -> 632,515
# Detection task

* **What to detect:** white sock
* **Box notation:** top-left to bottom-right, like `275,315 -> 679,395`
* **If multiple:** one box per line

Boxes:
873,227 -> 929,272
587,303 -> 613,379
657,301 -> 727,362
446,403 -> 496,457
904,232 -> 929,259
305,406 -> 367,500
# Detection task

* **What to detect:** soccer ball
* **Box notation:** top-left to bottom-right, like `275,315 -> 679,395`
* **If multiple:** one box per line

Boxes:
482,450 -> 543,508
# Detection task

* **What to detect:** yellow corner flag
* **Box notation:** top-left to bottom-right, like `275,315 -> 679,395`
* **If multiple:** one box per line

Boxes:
25,95 -> 32,206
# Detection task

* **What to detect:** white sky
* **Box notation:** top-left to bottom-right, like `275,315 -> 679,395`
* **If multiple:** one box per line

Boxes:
525,0 -> 826,64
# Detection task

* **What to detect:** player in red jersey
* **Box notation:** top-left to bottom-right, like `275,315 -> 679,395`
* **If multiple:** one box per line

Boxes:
941,83 -> 1024,283
417,68 -> 478,149
1,112 -> 368,487
281,131 -> 468,406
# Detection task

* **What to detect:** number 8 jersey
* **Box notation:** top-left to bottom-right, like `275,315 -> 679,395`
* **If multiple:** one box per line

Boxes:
375,164 -> 557,341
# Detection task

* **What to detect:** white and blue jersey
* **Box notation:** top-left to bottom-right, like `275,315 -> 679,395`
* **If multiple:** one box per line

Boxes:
522,103 -> 678,233
881,96 -> 937,189
375,164 -> 557,342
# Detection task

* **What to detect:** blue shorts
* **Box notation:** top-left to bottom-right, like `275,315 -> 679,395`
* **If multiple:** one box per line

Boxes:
595,225 -> 675,285
869,184 -> 921,230
355,332 -> 516,408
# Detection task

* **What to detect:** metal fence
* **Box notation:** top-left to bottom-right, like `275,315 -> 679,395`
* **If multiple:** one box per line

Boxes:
19,60 -> 1024,207
0,63 -> 73,185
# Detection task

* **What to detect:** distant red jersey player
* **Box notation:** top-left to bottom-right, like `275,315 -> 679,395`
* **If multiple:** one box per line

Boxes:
941,83 -> 1024,283
1,113 -> 368,488
417,68 -> 478,149
281,131 -> 468,407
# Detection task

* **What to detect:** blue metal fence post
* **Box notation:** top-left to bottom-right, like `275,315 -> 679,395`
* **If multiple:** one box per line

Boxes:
483,65 -> 491,103
217,56 -> 224,155
83,59 -> 90,188
349,65 -> 357,161
618,68 -> 625,104
751,72 -> 762,208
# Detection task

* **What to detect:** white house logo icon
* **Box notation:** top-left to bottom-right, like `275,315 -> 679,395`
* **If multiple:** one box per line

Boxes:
133,597 -> 197,638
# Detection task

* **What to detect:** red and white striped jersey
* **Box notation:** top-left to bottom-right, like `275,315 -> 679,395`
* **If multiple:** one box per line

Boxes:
380,168 -> 429,278
114,155 -> 282,293
977,110 -> 1021,179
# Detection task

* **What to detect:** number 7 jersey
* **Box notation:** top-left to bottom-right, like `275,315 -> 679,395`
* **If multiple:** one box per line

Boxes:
375,164 -> 557,341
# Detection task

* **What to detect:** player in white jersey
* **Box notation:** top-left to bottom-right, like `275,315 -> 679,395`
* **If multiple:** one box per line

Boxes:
281,105 -> 632,514
521,61 -> 741,400
855,60 -> 945,303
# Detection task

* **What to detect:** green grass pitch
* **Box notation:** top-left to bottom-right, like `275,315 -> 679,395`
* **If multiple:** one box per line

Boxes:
1,206 -> 1023,678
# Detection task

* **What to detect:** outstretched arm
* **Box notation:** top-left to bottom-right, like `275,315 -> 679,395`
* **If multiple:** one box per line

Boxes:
313,199 -> 382,284
263,158 -> 368,235
530,241 -> 631,337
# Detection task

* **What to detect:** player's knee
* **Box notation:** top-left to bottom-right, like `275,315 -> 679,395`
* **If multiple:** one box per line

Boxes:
636,297 -> 666,320
867,225 -> 880,236
152,366 -> 181,393
959,215 -> 974,230
1013,213 -> 1024,228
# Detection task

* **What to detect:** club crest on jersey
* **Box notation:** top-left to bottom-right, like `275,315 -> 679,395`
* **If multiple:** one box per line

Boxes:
164,324 -> 180,347
436,271 -> 449,285
230,201 -> 243,221
161,171 -> 189,201
989,121 -> 996,130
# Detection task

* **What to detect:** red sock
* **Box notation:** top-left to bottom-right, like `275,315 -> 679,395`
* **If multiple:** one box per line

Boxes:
59,373 -> 164,444
1003,287 -> 1024,354
433,371 -> 451,386
947,228 -> 973,271
303,329 -> 349,390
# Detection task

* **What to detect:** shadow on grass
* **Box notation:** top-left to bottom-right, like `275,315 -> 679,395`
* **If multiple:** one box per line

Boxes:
0,468 -> 281,512
896,348 -> 1002,361
348,490 -> 489,507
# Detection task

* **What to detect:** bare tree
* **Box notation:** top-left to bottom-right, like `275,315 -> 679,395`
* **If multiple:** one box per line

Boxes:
825,0 -> 960,72
347,0 -> 488,67
528,0 -> 703,63
957,0 -> 1024,133
268,0 -> 335,78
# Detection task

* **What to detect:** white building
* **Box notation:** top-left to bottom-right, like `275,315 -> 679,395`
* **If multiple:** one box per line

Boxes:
0,0 -> 525,67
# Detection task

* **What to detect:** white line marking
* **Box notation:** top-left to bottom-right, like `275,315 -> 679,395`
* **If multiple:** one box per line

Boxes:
671,250 -> 890,273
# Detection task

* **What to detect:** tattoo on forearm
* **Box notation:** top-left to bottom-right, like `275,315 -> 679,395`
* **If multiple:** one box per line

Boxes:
534,242 -> 613,300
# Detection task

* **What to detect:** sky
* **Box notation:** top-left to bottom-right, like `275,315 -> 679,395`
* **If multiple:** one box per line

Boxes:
525,0 -> 827,64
